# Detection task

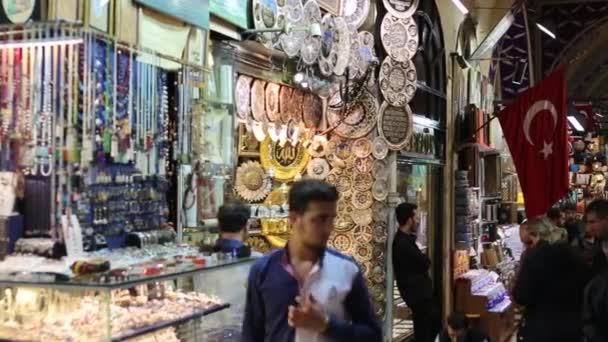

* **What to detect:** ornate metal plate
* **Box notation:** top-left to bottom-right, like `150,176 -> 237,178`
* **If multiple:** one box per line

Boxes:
236,75 -> 253,121
291,89 -> 304,124
381,14 -> 419,62
333,16 -> 351,76
351,207 -> 373,226
372,136 -> 390,159
265,83 -> 281,122
279,0 -> 306,57
383,0 -> 419,19
307,158 -> 331,180
378,101 -> 413,150
372,179 -> 389,201
253,0 -> 285,48
327,89 -> 378,139
279,86 -> 293,124
353,171 -> 373,192
331,232 -> 355,254
372,201 -> 388,223
353,225 -> 373,243
379,57 -> 417,107
355,243 -> 373,261
372,224 -> 387,243
302,92 -> 323,128
353,137 -> 372,158
235,161 -> 272,202
341,0 -> 370,29
251,80 -> 267,121
352,190 -> 373,210
355,156 -> 374,173
301,0 -> 323,65
260,137 -> 310,181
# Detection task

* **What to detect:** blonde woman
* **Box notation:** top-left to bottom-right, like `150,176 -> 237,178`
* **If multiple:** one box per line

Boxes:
513,217 -> 590,341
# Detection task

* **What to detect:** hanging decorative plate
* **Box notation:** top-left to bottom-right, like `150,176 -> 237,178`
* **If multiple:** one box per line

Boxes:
379,57 -> 417,107
331,232 -> 355,254
372,224 -> 387,243
348,27 -> 361,79
235,161 -> 272,202
260,137 -> 310,181
355,156 -> 374,173
236,75 -> 253,121
307,158 -> 331,180
371,265 -> 386,284
358,31 -> 377,79
333,17 -> 352,76
279,86 -> 293,124
251,80 -> 267,121
335,139 -> 353,160
372,159 -> 388,180
371,284 -> 385,302
352,191 -> 373,210
353,172 -> 373,192
341,0 -> 370,29
355,243 -> 373,261
372,136 -> 390,159
336,174 -> 352,193
327,89 -> 378,139
309,135 -> 329,157
291,89 -> 304,124
351,208 -> 373,226
372,201 -> 388,223
253,0 -> 285,48
383,0 -> 419,19
301,0 -> 323,65
353,225 -> 373,243
279,0 -> 306,57
353,137 -> 373,158
335,215 -> 355,233
265,83 -> 281,122
252,117 -> 269,142
378,101 -> 413,151
381,14 -> 419,62
319,14 -> 338,77
302,93 -> 323,129
372,179 -> 389,201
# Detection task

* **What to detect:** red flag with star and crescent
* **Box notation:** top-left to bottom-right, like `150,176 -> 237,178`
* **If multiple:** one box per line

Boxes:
498,65 -> 569,218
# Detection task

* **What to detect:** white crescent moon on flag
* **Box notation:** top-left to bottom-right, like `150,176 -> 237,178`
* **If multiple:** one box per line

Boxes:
523,100 -> 558,146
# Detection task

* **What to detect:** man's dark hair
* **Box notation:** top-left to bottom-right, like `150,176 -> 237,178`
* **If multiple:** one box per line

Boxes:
447,312 -> 469,330
217,201 -> 251,233
586,199 -> 608,219
289,179 -> 339,213
547,207 -> 562,221
395,202 -> 418,226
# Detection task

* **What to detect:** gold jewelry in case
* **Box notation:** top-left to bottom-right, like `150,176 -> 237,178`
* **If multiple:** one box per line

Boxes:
260,137 -> 310,181
261,186 -> 291,248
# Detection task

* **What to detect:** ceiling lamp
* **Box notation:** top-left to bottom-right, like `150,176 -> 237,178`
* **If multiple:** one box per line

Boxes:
536,23 -> 556,39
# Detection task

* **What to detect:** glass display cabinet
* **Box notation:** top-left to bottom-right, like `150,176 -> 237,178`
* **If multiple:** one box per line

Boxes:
0,257 -> 255,341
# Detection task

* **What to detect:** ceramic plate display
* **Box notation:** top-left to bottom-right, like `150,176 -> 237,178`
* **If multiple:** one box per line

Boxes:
331,233 -> 355,254
372,136 -> 390,159
260,137 -> 310,181
309,135 -> 328,157
355,156 -> 373,173
279,86 -> 293,124
372,159 -> 388,180
372,201 -> 388,223
371,265 -> 386,284
302,93 -> 323,128
355,243 -> 373,261
235,161 -> 272,202
372,224 -> 387,243
265,83 -> 281,122
333,17 -> 351,76
353,172 -> 373,192
353,225 -> 373,243
358,31 -> 377,79
378,101 -> 413,150
383,0 -> 419,19
291,89 -> 304,124
351,207 -> 373,226
352,191 -> 373,210
379,57 -> 417,107
372,179 -> 389,201
341,0 -> 370,29
381,14 -> 419,62
252,117 -> 269,142
236,75 -> 253,121
307,158 -> 331,180
348,27 -> 361,79
251,80 -> 267,121
301,0 -> 323,65
319,14 -> 338,77
353,137 -> 372,158
253,0 -> 285,48
371,284 -> 385,302
336,174 -> 352,193
335,215 -> 354,233
327,89 -> 378,139
279,0 -> 306,57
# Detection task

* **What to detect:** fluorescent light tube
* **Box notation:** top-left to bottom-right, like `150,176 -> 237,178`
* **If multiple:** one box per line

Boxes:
567,116 -> 585,131
469,11 -> 515,60
451,0 -> 469,15
0,38 -> 83,49
536,23 -> 556,39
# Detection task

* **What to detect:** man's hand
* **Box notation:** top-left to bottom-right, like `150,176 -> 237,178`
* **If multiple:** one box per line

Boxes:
287,295 -> 329,333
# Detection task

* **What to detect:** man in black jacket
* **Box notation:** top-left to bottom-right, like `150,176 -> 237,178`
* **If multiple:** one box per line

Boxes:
584,200 -> 608,276
393,202 -> 435,342
583,270 -> 608,342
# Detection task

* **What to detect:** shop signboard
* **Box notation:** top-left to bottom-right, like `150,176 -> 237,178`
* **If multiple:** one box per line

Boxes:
135,0 -> 209,29
210,0 -> 250,29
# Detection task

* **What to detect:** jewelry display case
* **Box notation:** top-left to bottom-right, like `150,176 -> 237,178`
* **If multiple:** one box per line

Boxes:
0,257 -> 255,341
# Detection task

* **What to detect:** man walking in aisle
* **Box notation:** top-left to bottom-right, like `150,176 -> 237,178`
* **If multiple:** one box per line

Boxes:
393,202 -> 436,342
241,179 -> 382,342
584,199 -> 608,276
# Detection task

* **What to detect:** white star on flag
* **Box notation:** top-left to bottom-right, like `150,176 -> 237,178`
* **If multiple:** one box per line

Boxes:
540,141 -> 553,159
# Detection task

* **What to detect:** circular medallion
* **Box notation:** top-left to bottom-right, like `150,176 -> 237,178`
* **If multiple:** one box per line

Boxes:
355,243 -> 373,261
327,89 -> 378,139
253,0 -> 284,48
290,89 -> 304,123
260,137 -> 310,181
353,137 -> 373,158
265,83 -> 281,122
336,174 -> 352,193
355,157 -> 374,173
301,0 -> 323,65
353,225 -> 373,243
352,191 -> 373,210
371,265 -> 386,284
341,0 -> 370,29
383,0 -> 419,19
372,136 -> 390,159
372,201 -> 388,223
279,86 -> 294,124
381,14 -> 419,62
251,80 -> 267,121
2,0 -> 35,24
307,158 -> 331,180
353,172 -> 373,192
378,101 -> 413,151
372,179 -> 389,201
235,161 -> 272,202
379,57 -> 417,107
351,207 -> 373,226
302,93 -> 323,129
235,75 -> 253,121
372,159 -> 388,180
331,233 -> 355,254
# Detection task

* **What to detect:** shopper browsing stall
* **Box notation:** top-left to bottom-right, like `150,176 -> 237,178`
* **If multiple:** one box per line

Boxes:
213,201 -> 252,258
241,180 -> 381,342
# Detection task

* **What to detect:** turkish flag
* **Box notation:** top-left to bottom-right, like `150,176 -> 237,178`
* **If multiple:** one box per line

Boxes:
574,103 -> 597,131
498,66 -> 568,218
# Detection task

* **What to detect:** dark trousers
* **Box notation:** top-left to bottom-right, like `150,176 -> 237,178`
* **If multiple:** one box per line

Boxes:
410,300 -> 436,342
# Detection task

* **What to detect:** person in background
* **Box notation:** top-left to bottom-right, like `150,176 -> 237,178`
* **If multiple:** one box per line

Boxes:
583,269 -> 608,342
547,207 -> 565,228
213,201 -> 252,258
512,218 -> 589,342
584,199 -> 608,276
564,203 -> 585,249
435,312 -> 489,342
241,179 -> 381,342
393,202 -> 436,342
